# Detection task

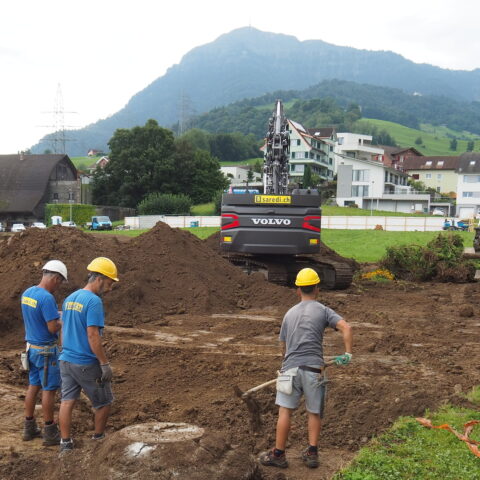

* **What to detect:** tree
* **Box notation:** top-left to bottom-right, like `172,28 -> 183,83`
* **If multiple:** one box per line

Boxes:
467,140 -> 475,152
450,138 -> 458,151
92,119 -> 227,208
246,166 -> 254,184
303,165 -> 312,188
415,136 -> 423,145
253,158 -> 263,174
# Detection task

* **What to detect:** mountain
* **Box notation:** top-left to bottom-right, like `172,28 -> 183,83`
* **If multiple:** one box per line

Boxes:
31,27 -> 480,156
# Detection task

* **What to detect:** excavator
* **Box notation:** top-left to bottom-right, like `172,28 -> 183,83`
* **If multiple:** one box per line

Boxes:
220,100 -> 353,289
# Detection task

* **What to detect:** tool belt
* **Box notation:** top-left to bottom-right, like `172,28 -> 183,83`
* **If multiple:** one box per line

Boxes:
28,343 -> 57,351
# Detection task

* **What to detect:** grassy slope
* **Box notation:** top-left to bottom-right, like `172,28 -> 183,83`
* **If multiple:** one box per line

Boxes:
334,402 -> 480,480
357,118 -> 480,156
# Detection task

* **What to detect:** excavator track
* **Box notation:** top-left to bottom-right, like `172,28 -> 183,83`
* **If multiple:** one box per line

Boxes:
225,254 -> 353,290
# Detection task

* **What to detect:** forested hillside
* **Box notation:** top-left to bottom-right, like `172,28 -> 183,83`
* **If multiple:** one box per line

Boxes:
30,27 -> 480,156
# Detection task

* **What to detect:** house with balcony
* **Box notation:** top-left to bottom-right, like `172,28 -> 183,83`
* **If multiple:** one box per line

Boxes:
288,120 -> 335,181
334,133 -> 384,173
455,153 -> 480,218
336,155 -> 430,213
376,146 -> 422,170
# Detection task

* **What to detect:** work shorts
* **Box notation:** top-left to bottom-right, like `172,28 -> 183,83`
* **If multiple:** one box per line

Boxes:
28,346 -> 60,391
60,360 -> 113,409
275,368 -> 327,416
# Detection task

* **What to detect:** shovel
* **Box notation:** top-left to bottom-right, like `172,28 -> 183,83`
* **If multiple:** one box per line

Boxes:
234,359 -> 335,432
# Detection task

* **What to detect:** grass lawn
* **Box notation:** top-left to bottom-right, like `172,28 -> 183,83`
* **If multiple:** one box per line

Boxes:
334,402 -> 480,480
321,229 -> 473,263
321,205 -> 434,217
92,228 -> 473,263
191,202 -> 216,215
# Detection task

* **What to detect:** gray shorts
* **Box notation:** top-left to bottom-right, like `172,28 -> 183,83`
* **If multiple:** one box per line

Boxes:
60,360 -> 114,409
275,368 -> 327,416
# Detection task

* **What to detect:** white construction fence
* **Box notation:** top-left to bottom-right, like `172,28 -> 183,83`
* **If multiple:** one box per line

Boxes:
125,215 -> 450,232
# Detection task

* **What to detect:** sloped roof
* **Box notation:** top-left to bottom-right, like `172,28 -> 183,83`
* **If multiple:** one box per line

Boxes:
379,145 -> 423,156
0,154 -> 75,213
307,127 -> 335,138
457,153 -> 480,173
402,155 -> 460,171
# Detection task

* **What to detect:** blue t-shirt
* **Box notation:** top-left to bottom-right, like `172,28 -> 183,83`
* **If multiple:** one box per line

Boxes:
59,289 -> 105,365
21,286 -> 59,346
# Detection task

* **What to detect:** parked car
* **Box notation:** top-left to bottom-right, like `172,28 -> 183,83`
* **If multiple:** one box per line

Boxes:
31,222 -> 47,229
431,209 -> 445,216
90,216 -> 113,230
11,223 -> 26,232
0,222 -> 5,232
61,221 -> 77,227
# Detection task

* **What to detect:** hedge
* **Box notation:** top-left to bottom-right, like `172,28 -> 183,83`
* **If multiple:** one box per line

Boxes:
45,204 -> 96,226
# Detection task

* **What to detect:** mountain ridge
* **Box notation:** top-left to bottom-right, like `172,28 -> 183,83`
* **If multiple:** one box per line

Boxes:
31,27 -> 480,156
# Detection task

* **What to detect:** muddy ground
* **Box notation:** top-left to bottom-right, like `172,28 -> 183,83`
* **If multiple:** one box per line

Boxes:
0,226 -> 479,479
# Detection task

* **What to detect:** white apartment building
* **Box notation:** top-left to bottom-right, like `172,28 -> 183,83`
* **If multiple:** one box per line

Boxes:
288,120 -> 335,181
456,153 -> 480,218
334,133 -> 384,172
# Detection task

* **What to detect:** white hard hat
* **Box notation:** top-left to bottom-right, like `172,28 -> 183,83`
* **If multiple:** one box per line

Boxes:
42,260 -> 68,281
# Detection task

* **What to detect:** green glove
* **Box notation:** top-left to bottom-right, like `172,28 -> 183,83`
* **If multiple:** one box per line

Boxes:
334,353 -> 352,366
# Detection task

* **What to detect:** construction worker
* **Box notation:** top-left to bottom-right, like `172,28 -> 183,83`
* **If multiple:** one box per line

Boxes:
58,257 -> 119,454
259,268 -> 353,470
21,260 -> 68,446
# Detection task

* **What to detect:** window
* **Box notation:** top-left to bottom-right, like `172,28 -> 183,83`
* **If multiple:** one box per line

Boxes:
291,152 -> 295,159
464,175 -> 480,183
351,185 -> 369,197
425,173 -> 432,179
437,161 -> 444,166
470,161 -> 476,166
425,161 -> 432,166
352,170 -> 369,182
436,187 -> 441,193
329,146 -> 333,152
437,174 -> 443,180
53,193 -> 59,200
296,139 -> 301,146
290,164 -> 296,171
412,174 -> 419,180
329,158 -> 333,165
462,192 -> 480,198
338,137 -> 344,145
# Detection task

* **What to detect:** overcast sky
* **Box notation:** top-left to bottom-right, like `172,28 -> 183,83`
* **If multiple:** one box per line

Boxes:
1,0 -> 479,154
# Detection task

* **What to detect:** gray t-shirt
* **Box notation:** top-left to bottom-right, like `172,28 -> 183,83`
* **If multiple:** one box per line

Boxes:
280,300 -> 342,371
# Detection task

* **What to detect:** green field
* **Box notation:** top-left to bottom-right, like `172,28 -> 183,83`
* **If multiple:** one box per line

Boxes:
334,401 -> 480,480
93,227 -> 473,264
357,118 -> 480,156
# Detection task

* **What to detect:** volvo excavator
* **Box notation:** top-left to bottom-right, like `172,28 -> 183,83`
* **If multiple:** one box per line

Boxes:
220,100 -> 353,289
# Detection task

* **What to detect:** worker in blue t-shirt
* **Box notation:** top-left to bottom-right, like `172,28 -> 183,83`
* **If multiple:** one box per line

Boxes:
58,257 -> 119,454
21,260 -> 68,446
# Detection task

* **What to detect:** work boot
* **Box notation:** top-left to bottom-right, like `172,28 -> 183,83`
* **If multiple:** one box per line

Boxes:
22,418 -> 42,441
42,423 -> 61,446
259,449 -> 288,468
59,438 -> 74,456
301,447 -> 319,468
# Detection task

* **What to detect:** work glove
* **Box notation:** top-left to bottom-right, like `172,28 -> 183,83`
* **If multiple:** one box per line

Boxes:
334,353 -> 352,366
100,363 -> 113,383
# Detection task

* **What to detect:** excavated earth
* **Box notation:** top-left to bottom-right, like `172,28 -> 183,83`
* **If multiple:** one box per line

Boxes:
0,224 -> 479,479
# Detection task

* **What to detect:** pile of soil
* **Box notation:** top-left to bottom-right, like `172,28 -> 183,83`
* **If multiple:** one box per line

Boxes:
204,230 -> 359,272
0,224 -> 296,330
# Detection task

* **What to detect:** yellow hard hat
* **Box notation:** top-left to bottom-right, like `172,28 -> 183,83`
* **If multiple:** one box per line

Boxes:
295,268 -> 320,286
87,257 -> 119,282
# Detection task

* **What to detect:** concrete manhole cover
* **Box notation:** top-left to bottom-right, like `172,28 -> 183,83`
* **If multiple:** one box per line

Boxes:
122,422 -> 204,444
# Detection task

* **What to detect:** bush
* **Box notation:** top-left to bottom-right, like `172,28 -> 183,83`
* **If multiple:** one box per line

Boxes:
381,233 -> 475,282
137,193 -> 192,215
213,190 -> 223,215
45,204 -> 96,226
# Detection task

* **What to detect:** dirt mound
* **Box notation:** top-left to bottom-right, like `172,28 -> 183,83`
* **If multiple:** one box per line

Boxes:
204,230 -> 359,271
0,224 -> 295,331
0,226 -> 117,330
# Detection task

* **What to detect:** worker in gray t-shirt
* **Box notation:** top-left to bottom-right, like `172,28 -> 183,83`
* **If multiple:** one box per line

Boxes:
260,268 -> 353,470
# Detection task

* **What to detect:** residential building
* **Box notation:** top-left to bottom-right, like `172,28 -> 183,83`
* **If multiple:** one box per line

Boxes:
87,155 -> 110,173
335,133 -> 384,172
456,153 -> 480,218
376,146 -> 422,170
221,165 -> 262,190
402,156 -> 459,194
336,155 -> 430,213
288,120 -> 335,181
0,154 -> 80,226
